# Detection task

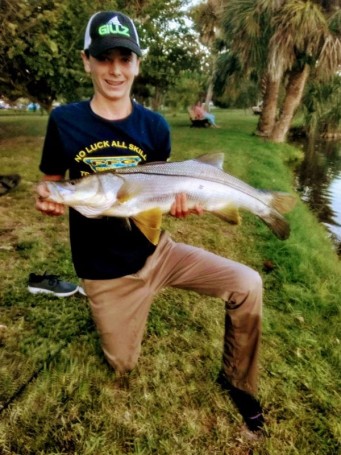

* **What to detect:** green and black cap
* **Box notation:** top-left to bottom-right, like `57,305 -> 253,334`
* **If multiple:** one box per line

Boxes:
84,11 -> 142,58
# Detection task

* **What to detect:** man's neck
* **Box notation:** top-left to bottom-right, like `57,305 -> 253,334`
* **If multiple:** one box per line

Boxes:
90,95 -> 133,121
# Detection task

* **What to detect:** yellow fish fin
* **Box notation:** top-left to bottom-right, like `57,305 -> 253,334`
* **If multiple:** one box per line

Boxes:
131,208 -> 163,245
117,181 -> 142,203
212,205 -> 241,225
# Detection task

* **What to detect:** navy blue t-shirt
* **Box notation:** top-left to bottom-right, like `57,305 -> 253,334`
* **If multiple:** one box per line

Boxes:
40,100 -> 171,279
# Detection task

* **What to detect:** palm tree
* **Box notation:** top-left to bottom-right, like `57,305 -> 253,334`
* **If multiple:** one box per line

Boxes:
268,0 -> 341,142
219,0 -> 285,136
219,0 -> 341,143
191,0 -> 225,110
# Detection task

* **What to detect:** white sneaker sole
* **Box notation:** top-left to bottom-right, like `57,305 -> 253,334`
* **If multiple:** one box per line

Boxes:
78,286 -> 87,296
27,286 -> 79,298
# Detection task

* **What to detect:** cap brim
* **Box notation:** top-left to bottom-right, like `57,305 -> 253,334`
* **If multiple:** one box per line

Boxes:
88,36 -> 142,57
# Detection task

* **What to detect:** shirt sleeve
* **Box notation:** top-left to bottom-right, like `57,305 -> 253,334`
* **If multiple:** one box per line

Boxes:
39,112 -> 68,176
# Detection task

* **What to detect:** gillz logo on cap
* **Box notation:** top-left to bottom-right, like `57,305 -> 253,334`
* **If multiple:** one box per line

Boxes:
84,11 -> 142,57
98,17 -> 130,38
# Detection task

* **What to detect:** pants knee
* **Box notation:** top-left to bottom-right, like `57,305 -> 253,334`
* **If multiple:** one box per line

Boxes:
102,341 -> 140,374
249,270 -> 263,294
105,353 -> 137,374
225,269 -> 263,310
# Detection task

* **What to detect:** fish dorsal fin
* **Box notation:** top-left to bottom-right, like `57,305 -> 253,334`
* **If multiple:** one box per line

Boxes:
131,208 -> 163,245
195,153 -> 225,170
212,204 -> 241,225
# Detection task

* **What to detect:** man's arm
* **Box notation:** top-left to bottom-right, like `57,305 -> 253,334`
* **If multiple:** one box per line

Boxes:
35,174 -> 65,216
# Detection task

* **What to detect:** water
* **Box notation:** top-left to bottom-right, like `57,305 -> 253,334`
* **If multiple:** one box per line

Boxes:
294,138 -> 341,254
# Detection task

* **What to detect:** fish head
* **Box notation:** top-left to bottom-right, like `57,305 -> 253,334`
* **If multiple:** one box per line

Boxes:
45,175 -> 100,206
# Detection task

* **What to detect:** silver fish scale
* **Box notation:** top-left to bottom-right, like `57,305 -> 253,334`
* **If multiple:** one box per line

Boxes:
115,159 -> 264,201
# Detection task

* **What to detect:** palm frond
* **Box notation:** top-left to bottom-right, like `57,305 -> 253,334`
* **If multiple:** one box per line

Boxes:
317,35 -> 341,78
268,0 -> 334,78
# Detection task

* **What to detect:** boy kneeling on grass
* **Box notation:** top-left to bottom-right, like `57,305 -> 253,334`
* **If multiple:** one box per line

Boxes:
35,10 -> 264,436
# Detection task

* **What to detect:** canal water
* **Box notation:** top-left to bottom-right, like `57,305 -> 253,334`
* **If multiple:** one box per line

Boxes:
294,138 -> 341,254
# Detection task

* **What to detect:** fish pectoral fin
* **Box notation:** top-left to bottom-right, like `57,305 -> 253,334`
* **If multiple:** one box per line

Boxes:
117,181 -> 142,204
212,205 -> 241,225
270,192 -> 297,214
131,208 -> 163,245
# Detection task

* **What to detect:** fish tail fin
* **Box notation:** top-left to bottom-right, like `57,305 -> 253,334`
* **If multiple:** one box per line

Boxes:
258,191 -> 295,239
261,211 -> 291,240
270,192 -> 296,214
131,208 -> 163,245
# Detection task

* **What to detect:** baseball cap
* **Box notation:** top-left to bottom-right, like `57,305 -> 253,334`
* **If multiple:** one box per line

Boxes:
84,11 -> 142,58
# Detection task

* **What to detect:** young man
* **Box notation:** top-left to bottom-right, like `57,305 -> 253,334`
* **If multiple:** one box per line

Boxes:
36,11 -> 264,434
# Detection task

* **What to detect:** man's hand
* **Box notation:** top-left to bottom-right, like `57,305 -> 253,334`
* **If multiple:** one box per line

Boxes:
35,175 -> 65,216
170,193 -> 203,218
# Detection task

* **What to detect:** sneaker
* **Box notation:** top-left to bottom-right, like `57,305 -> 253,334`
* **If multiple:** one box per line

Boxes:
78,285 -> 87,296
0,174 -> 21,196
28,273 -> 79,297
217,370 -> 265,433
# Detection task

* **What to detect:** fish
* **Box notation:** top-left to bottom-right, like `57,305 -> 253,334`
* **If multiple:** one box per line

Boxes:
42,153 -> 296,245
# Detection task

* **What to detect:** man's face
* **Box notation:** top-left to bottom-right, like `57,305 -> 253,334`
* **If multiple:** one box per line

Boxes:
82,48 -> 140,103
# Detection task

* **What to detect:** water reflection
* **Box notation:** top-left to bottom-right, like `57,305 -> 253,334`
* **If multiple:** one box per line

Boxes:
294,138 -> 341,254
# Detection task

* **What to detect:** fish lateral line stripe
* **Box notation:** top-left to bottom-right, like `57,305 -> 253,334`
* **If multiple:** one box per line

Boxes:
116,168 -> 277,207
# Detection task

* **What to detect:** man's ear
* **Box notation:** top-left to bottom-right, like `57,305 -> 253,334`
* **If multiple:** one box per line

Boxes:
134,58 -> 141,76
81,50 -> 91,73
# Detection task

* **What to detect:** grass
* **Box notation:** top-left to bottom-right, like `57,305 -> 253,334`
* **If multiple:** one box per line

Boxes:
0,109 -> 340,454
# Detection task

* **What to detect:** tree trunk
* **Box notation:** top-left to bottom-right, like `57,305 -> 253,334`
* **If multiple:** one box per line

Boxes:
151,87 -> 163,111
270,64 -> 310,143
256,74 -> 280,137
204,79 -> 214,112
38,100 -> 53,113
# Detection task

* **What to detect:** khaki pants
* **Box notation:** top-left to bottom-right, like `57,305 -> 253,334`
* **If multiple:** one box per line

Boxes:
83,232 -> 262,394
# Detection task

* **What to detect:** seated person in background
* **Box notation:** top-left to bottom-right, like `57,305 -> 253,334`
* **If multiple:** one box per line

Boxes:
192,101 -> 219,128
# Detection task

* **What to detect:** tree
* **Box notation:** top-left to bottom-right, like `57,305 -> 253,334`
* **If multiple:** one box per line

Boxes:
218,0 -> 341,142
138,31 -> 206,109
0,0 -> 117,110
218,0 -> 281,134
165,70 -> 208,111
124,0 -> 206,109
191,0 -> 224,110
0,0 -> 204,111
267,0 -> 341,142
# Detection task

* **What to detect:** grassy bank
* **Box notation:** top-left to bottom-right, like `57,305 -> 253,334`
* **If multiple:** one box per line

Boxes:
0,110 -> 340,454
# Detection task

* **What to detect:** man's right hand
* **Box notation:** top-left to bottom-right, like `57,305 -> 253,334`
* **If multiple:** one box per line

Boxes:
35,176 -> 65,216
170,193 -> 203,218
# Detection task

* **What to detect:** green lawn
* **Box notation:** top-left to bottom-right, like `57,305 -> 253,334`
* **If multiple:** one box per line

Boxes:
0,110 -> 340,454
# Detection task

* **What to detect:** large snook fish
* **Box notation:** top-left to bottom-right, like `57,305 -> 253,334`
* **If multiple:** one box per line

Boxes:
42,153 -> 296,245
